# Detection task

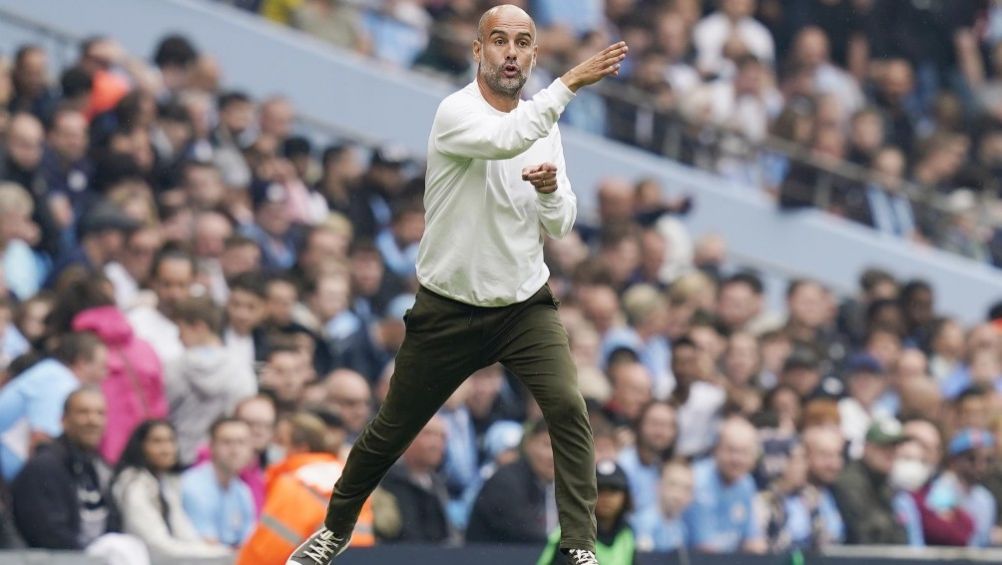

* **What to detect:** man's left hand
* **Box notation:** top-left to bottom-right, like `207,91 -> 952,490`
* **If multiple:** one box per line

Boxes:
522,163 -> 558,194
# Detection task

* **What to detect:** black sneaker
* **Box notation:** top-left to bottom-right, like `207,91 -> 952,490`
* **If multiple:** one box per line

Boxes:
565,549 -> 599,564
286,527 -> 350,564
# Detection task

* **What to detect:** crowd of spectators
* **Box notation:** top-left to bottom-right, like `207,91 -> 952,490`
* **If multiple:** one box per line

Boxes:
3,7 -> 1002,565
224,0 -> 1002,267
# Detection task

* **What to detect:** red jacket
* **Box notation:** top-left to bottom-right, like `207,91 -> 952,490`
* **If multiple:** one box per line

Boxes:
914,482 -> 975,546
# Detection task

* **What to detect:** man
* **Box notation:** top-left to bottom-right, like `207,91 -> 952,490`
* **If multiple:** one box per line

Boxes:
373,415 -> 453,543
41,108 -> 93,212
832,418 -> 909,544
238,412 -> 374,565
671,336 -> 726,458
631,460 -> 694,552
323,369 -> 372,443
466,419 -> 555,545
11,387 -> 150,564
0,332 -> 107,481
922,429 -> 997,547
799,426 -> 847,547
181,418 -> 256,548
289,6 -> 627,564
617,401 -> 676,517
602,360 -> 652,429
840,354 -> 894,459
44,200 -> 139,288
127,247 -> 195,365
683,416 -> 766,553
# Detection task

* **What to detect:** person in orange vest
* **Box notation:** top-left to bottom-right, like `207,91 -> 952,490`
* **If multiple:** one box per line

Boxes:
237,411 -> 374,565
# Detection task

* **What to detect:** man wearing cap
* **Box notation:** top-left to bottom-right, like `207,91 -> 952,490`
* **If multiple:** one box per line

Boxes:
839,353 -> 894,459
922,429 -> 997,547
43,200 -> 139,288
832,418 -> 909,544
288,5 -> 628,565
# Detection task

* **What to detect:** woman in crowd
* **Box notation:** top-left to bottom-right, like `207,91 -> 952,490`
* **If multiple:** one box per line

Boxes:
111,420 -> 231,558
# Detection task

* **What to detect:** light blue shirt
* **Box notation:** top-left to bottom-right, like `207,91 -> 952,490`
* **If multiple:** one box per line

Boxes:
1,323 -> 29,368
533,0 -> 605,35
2,239 -> 45,300
0,359 -> 80,481
684,459 -> 762,552
784,488 -> 845,548
893,491 -> 925,547
963,485 -> 997,548
617,446 -> 661,516
180,462 -> 256,547
631,505 -> 687,552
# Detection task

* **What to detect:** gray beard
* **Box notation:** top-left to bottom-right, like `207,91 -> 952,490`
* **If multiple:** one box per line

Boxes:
479,61 -> 527,99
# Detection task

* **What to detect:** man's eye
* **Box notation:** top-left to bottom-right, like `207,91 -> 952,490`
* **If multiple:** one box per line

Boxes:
495,39 -> 504,45
519,41 -> 529,47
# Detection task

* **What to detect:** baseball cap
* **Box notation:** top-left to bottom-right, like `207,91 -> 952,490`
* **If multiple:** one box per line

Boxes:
948,428 -> 995,457
845,353 -> 885,377
596,460 -> 629,491
865,418 -> 905,446
77,201 -> 141,239
370,144 -> 410,167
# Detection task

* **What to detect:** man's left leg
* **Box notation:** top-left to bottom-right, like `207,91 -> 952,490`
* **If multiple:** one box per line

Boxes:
487,285 -> 597,553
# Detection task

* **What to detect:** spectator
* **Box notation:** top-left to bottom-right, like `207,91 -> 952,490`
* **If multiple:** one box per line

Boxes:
617,400 -> 677,517
243,180 -> 299,270
832,418 -> 909,544
104,225 -> 162,311
44,201 -> 139,289
259,338 -> 310,414
231,394 -> 277,513
127,247 -> 195,366
894,433 -> 969,547
111,420 -> 230,557
672,336 -> 726,458
538,460 -> 637,565
181,418 -> 256,548
684,416 -> 766,553
166,296 -> 256,465
602,360 -> 652,429
376,200 -> 424,279
290,0 -> 369,53
0,182 -> 43,301
374,414 -> 453,543
790,26 -> 864,113
693,0 -> 775,78
438,383 -> 478,526
41,108 -> 93,210
889,438 -> 928,546
0,332 -> 106,482
238,411 -> 374,565
924,429 -> 998,547
324,369 -> 373,443
799,426 -> 847,548
11,387 -> 151,564
840,354 -> 893,459
191,211 -> 234,303
65,277 -> 167,464
9,45 -> 57,120
467,419 -> 555,545
632,460 -> 695,552
223,272 -> 268,371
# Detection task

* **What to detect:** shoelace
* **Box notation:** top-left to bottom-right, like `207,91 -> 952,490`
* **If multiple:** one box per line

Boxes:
302,530 -> 343,564
568,549 -> 599,565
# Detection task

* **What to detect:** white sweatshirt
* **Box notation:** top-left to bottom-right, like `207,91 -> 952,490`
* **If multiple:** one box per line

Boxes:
416,78 -> 578,307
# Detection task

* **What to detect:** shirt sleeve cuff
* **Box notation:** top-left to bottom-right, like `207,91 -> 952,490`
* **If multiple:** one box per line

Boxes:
548,78 -> 576,107
536,189 -> 561,204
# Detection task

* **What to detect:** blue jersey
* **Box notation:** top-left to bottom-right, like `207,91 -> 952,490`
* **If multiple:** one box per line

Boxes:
684,459 -> 763,552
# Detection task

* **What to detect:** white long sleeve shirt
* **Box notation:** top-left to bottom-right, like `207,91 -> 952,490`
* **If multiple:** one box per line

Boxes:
416,78 -> 578,307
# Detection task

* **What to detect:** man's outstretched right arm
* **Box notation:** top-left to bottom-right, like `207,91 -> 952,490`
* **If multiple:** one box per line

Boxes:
433,42 -> 628,161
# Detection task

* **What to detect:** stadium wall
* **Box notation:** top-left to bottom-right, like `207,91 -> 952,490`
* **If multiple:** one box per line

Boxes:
0,0 -> 1000,323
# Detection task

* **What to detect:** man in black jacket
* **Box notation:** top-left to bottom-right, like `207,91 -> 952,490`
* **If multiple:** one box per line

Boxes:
11,387 -> 149,563
466,419 -> 554,544
373,415 -> 453,543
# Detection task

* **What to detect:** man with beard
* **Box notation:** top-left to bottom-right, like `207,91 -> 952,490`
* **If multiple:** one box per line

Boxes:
287,5 -> 627,565
127,247 -> 195,366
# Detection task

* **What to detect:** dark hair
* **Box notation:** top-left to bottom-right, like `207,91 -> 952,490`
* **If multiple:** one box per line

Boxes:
114,419 -> 180,477
59,66 -> 93,99
224,234 -> 259,251
282,136 -> 312,159
954,385 -> 989,407
46,276 -> 115,335
865,298 -> 902,324
786,278 -> 822,299
265,273 -> 299,296
209,416 -> 249,440
63,385 -> 104,415
151,246 -> 196,280
671,335 -> 698,350
321,143 -> 351,168
217,90 -> 252,110
52,331 -> 104,366
14,44 -> 44,67
172,296 -> 223,335
264,336 -> 300,360
721,271 -> 764,295
152,34 -> 198,69
860,268 -> 895,293
228,271 -> 268,299
900,279 -> 932,303
157,100 -> 191,125
988,302 -> 1002,322
348,237 -> 380,257
79,35 -> 106,58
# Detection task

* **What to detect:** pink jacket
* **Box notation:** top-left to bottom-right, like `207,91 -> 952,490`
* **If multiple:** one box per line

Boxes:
72,306 -> 167,463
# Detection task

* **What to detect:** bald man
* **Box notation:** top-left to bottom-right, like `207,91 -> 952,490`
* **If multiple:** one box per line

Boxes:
288,6 -> 627,564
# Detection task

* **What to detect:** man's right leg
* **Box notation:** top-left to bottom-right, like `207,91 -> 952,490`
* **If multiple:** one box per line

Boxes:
323,288 -> 483,535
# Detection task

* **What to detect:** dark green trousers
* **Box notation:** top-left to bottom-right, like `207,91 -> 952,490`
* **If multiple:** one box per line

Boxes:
325,283 -> 597,552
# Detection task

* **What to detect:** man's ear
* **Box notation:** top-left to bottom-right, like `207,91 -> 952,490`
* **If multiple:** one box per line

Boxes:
473,40 -> 482,64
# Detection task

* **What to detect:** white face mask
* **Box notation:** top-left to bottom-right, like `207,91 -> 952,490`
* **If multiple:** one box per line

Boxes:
890,458 -> 932,492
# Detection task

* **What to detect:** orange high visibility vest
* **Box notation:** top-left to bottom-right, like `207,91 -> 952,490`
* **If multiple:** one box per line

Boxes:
237,456 -> 374,565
